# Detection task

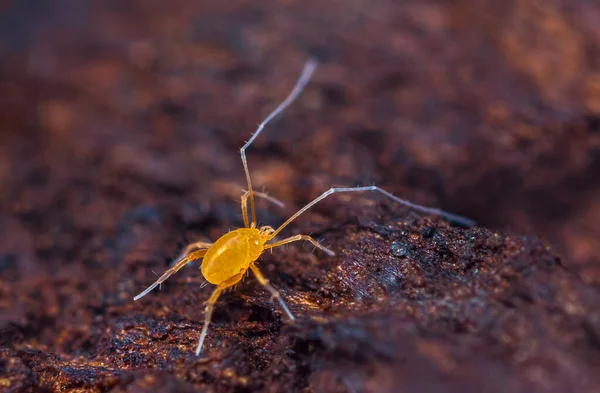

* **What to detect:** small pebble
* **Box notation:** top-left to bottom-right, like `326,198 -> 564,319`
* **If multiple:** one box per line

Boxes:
421,226 -> 436,238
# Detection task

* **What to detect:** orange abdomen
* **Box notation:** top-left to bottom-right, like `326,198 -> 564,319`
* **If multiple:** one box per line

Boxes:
201,228 -> 265,285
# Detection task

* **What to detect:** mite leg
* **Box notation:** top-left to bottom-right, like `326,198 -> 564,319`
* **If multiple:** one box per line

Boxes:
265,234 -> 335,256
239,59 -> 317,227
246,190 -> 285,208
240,190 -> 285,228
196,284 -> 226,356
270,186 -> 476,238
241,190 -> 251,228
249,264 -> 294,321
133,249 -> 208,301
172,241 -> 213,266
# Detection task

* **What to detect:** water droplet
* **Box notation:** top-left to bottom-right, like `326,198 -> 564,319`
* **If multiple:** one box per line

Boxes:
390,241 -> 407,257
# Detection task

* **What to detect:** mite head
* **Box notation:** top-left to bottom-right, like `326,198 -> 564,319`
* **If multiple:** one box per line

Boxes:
258,225 -> 275,240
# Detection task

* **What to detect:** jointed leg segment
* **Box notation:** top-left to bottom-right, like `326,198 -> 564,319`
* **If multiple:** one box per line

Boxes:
249,264 -> 294,321
241,190 -> 285,228
265,234 -> 335,256
196,284 -> 225,356
172,241 -> 213,266
133,248 -> 208,301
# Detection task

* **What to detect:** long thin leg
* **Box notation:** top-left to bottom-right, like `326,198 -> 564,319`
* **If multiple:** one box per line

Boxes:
265,234 -> 335,256
239,59 -> 318,227
241,190 -> 285,228
270,186 -> 476,238
249,264 -> 294,321
133,249 -> 208,301
248,190 -> 286,208
172,241 -> 213,266
196,284 -> 225,356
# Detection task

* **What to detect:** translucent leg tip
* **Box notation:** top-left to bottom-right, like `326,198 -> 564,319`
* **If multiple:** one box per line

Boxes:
195,341 -> 204,356
195,327 -> 209,356
275,297 -> 295,321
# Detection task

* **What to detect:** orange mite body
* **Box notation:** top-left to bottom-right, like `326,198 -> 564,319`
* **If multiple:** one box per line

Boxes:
201,228 -> 266,286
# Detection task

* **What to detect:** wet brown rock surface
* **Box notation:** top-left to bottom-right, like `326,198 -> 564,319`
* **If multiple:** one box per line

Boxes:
1,1 -> 600,392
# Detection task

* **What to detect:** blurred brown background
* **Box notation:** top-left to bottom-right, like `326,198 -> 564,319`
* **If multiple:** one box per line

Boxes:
1,0 -> 600,392
2,0 -> 599,272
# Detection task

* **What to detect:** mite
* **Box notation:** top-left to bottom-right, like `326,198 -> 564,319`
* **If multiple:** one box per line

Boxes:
133,59 -> 475,356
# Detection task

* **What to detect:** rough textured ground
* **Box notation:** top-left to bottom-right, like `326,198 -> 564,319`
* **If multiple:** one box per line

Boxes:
1,0 -> 600,392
